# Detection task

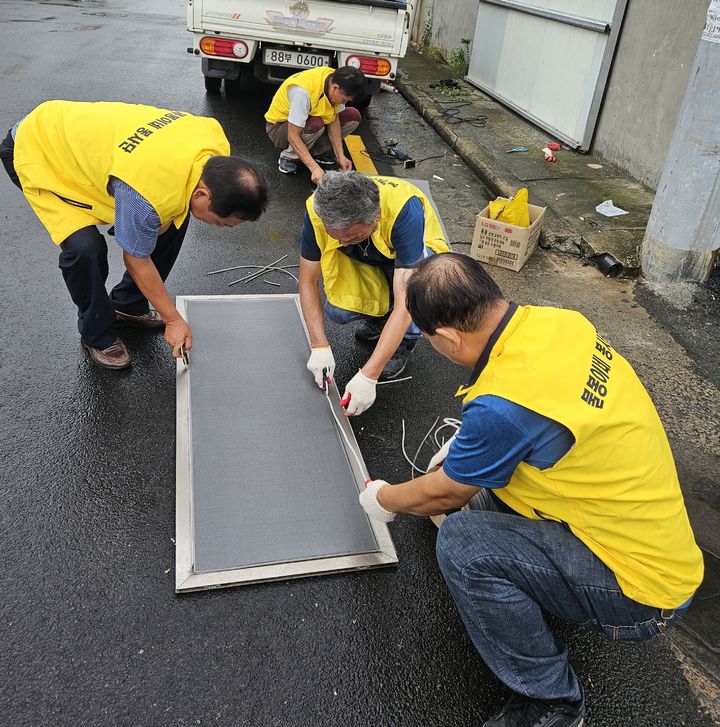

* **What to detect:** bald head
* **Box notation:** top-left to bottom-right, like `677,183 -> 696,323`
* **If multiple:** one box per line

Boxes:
406,253 -> 504,335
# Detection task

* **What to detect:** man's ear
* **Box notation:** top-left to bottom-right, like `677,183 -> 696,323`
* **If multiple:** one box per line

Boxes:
192,179 -> 211,202
434,327 -> 463,351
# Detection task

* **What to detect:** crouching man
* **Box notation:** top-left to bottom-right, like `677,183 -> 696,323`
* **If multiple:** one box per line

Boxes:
359,253 -> 704,727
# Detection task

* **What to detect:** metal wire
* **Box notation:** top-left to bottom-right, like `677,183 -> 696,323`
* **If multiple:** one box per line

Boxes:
228,266 -> 299,286
207,263 -> 300,276
228,255 -> 288,285
401,417 -> 461,479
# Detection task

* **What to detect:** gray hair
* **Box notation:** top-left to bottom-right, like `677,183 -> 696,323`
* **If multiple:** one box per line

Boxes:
312,171 -> 380,229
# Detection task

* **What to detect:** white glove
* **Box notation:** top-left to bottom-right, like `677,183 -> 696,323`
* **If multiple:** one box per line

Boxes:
341,370 -> 377,416
359,480 -> 396,522
428,434 -> 457,471
306,346 -> 335,388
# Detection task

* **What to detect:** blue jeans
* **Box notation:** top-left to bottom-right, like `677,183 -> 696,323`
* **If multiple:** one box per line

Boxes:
436,506 -> 687,702
323,261 -> 420,341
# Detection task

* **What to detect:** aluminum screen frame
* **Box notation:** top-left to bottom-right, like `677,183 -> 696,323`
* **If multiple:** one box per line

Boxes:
175,294 -> 397,592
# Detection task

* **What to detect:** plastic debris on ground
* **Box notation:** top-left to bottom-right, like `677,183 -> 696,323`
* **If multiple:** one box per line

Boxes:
595,200 -> 629,217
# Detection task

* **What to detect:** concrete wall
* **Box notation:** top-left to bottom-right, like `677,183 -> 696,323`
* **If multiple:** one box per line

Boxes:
411,0 -> 480,54
594,0 -> 709,189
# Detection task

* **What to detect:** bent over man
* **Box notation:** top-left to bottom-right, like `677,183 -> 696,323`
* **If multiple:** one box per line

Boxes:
265,65 -> 365,182
0,101 -> 267,369
359,253 -> 704,727
299,172 -> 449,415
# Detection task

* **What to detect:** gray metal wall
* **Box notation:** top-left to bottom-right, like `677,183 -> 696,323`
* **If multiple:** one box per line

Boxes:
593,0 -> 709,188
419,0 -> 709,190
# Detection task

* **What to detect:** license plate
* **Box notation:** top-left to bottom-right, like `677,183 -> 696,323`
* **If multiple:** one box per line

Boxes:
263,48 -> 330,69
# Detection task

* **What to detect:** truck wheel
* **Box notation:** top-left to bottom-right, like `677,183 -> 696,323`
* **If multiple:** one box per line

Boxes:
224,77 -> 243,96
204,76 -> 222,93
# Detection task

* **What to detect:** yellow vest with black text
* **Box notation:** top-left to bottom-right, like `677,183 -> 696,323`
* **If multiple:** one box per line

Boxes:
13,101 -> 230,244
306,176 -> 450,316
265,67 -> 338,125
457,305 -> 703,609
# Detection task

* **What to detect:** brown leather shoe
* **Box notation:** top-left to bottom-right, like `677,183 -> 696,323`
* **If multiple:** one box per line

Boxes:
115,309 -> 165,328
82,338 -> 131,369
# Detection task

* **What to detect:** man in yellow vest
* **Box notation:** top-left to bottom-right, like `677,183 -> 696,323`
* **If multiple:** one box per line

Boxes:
359,253 -> 704,727
299,171 -> 449,415
265,66 -> 366,183
0,101 -> 267,369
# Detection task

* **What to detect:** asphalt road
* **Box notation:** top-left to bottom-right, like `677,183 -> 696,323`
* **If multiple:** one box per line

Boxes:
0,2 -> 715,726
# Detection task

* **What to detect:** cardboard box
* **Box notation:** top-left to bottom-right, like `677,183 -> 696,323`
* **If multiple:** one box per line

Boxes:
470,202 -> 546,272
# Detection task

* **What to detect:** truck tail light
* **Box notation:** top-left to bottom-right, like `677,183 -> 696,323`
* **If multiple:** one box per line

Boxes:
345,56 -> 392,76
199,37 -> 249,59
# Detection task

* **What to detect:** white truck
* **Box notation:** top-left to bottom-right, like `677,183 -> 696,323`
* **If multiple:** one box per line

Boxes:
186,0 -> 412,104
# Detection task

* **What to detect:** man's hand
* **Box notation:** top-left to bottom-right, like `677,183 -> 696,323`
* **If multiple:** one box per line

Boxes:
337,154 -> 353,172
428,434 -> 457,471
307,346 -> 335,388
310,166 -> 325,185
340,370 -> 377,416
165,318 -> 192,357
359,480 -> 396,522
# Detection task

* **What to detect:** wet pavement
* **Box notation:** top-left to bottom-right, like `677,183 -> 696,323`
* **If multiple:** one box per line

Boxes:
1,1 -> 718,726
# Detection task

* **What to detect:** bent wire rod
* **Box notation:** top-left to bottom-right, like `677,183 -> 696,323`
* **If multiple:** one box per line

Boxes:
207,264 -> 300,276
229,255 -> 288,285
229,266 -> 299,286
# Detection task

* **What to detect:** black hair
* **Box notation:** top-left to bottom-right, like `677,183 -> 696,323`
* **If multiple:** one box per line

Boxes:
406,253 -> 504,335
201,156 -> 268,221
330,66 -> 368,101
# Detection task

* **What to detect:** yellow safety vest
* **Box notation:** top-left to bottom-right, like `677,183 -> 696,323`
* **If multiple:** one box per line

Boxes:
265,67 -> 338,125
456,305 -> 703,609
14,100 -> 230,244
306,176 -> 450,316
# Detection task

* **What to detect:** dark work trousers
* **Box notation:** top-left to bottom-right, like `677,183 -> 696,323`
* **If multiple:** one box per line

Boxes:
59,216 -> 189,349
1,127 -> 189,349
0,129 -> 22,190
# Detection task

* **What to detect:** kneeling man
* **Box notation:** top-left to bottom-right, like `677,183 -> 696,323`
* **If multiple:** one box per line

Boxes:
359,253 -> 704,727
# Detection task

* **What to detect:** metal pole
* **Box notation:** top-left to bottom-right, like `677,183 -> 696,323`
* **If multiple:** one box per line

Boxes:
641,0 -> 720,283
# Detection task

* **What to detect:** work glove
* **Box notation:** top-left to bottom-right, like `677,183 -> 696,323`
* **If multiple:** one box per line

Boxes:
359,480 -> 396,523
306,346 -> 335,389
340,370 -> 377,416
427,434 -> 457,471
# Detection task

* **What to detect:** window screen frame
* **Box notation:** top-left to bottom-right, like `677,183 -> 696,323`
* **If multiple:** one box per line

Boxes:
175,293 -> 397,593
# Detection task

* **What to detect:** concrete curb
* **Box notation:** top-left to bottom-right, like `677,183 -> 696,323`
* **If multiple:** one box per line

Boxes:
395,73 -> 643,277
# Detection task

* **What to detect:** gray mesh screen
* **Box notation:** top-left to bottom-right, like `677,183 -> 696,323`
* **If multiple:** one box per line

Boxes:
185,297 -> 379,574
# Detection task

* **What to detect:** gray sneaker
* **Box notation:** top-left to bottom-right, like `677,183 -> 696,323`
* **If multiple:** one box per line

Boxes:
278,156 -> 297,174
313,151 -> 339,169
355,316 -> 387,342
379,338 -> 418,381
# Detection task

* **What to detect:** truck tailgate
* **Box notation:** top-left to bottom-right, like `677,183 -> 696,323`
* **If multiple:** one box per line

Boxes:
190,0 -> 408,56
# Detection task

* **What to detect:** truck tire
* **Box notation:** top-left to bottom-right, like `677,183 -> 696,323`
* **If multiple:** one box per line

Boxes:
224,76 -> 243,96
204,75 -> 222,93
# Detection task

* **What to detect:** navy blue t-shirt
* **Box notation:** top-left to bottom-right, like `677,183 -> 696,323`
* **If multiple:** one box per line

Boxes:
300,196 -> 425,267
443,395 -> 575,488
